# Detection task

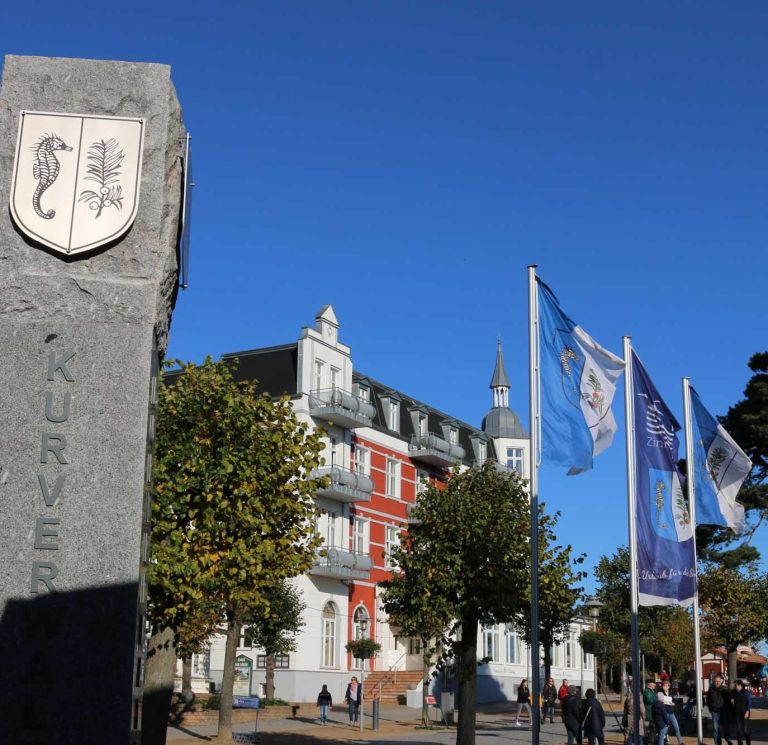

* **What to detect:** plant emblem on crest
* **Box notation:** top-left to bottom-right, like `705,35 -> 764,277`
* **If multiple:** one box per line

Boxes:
78,138 -> 125,218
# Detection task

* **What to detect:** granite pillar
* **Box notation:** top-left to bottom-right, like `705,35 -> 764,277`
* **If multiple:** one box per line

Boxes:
0,55 -> 183,744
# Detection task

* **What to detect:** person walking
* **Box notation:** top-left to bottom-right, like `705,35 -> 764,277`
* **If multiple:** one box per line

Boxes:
563,685 -> 582,745
581,688 -> 606,745
661,680 -> 683,745
707,673 -> 727,745
543,677 -> 557,724
644,678 -> 659,745
652,691 -> 671,745
316,684 -> 333,725
344,676 -> 361,726
559,678 -> 570,706
515,678 -> 532,726
732,680 -> 750,745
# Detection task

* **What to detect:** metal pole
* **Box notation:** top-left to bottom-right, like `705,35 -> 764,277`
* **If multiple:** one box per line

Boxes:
360,662 -> 365,734
683,378 -> 705,745
623,338 -> 642,745
528,264 -> 541,745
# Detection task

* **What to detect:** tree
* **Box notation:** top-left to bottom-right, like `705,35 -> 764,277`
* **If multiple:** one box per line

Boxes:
145,358 -> 324,744
697,351 -> 768,568
380,537 -> 454,726
699,565 -> 767,686
645,607 -> 694,679
513,509 -> 585,683
243,580 -> 306,701
382,462 -> 530,745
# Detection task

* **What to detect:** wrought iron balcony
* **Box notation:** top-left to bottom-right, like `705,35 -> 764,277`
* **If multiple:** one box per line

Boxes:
309,387 -> 375,429
409,432 -> 465,467
310,548 -> 373,580
313,465 -> 374,503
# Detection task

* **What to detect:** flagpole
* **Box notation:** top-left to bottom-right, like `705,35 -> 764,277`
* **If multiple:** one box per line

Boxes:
623,337 -> 642,745
528,264 -> 541,745
682,377 -> 705,745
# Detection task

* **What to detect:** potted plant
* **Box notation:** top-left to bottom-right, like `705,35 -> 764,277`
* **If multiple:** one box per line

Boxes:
345,638 -> 381,660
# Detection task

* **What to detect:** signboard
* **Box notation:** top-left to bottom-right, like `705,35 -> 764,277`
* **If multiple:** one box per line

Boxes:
234,654 -> 253,696
10,110 -> 144,255
425,695 -> 437,705
233,696 -> 261,709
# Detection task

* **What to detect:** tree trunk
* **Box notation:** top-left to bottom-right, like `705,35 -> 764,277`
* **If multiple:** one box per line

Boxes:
265,653 -> 276,701
182,655 -> 194,704
141,625 -> 178,745
421,636 -> 432,727
542,646 -> 552,686
727,648 -> 739,687
216,611 -> 241,744
457,619 -> 478,745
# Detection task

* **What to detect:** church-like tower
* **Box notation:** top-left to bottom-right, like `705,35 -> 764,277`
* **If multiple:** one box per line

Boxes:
482,338 -> 530,477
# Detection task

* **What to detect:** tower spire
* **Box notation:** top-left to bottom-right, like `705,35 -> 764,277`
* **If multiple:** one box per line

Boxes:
490,336 -> 511,407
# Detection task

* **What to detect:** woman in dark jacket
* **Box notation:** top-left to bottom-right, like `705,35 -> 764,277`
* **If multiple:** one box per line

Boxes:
581,689 -> 606,745
562,685 -> 582,745
652,691 -> 671,745
515,678 -> 532,726
542,677 -> 557,724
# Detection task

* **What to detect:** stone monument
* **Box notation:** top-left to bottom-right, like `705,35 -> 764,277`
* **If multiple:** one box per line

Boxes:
0,55 -> 184,744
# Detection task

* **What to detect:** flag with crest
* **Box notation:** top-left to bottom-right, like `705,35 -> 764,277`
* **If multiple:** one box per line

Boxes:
537,278 -> 625,475
690,387 -> 751,532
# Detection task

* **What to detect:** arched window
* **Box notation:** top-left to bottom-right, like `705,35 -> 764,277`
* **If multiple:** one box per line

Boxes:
322,602 -> 338,668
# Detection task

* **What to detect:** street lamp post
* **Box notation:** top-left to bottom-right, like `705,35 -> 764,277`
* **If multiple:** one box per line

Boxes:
585,598 -> 603,694
359,618 -> 368,735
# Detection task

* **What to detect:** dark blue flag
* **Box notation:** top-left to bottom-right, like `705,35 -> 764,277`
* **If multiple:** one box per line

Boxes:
632,351 -> 696,606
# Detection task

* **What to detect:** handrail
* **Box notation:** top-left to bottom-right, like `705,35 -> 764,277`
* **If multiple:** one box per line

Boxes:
389,650 -> 408,685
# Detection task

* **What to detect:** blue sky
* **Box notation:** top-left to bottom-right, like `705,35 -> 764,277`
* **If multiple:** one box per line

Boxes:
4,1 -> 766,592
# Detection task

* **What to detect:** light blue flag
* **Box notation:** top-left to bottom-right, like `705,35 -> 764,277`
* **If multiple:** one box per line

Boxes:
537,279 -> 625,474
690,387 -> 751,532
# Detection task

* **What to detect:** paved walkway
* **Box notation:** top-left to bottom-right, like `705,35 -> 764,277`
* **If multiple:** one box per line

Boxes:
167,700 -> 768,745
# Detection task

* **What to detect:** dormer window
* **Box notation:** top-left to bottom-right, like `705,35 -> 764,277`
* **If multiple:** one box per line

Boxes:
355,384 -> 369,402
449,428 -> 458,445
478,441 -> 487,465
388,400 -> 399,431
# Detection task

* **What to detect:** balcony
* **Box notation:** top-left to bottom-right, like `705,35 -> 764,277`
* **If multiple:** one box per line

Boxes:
310,549 -> 373,580
313,465 -> 374,504
409,432 -> 465,468
309,387 -> 375,429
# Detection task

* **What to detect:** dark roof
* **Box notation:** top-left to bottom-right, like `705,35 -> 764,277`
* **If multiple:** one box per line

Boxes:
221,343 -> 298,397
482,407 -> 528,438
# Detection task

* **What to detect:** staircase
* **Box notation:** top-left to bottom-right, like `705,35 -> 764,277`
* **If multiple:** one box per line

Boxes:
365,670 -> 424,704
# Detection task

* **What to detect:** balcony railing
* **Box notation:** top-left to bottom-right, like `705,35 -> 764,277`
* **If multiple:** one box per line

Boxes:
309,387 -> 375,429
409,432 -> 465,467
313,465 -> 374,504
310,548 -> 373,580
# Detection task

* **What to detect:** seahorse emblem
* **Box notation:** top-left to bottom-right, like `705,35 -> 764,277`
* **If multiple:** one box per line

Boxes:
559,346 -> 578,376
655,479 -> 667,529
31,134 -> 72,219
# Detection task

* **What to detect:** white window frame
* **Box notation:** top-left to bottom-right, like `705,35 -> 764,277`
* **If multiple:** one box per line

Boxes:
325,510 -> 337,549
506,447 -> 524,474
322,602 -> 338,668
565,631 -> 575,668
477,441 -> 487,465
356,385 -> 369,402
388,400 -> 399,431
505,625 -> 519,664
483,625 -> 499,662
314,359 -> 325,393
354,445 -> 370,476
385,458 -> 401,498
385,525 -> 400,569
330,366 -> 340,391
416,469 -> 429,495
353,517 -> 369,555
449,428 -> 458,445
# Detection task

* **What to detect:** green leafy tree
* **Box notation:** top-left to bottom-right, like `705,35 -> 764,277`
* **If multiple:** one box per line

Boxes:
697,352 -> 768,568
145,358 -> 324,744
645,607 -> 694,679
513,509 -> 585,683
383,462 -> 530,745
699,565 -> 768,685
380,541 -> 454,726
243,580 -> 306,701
